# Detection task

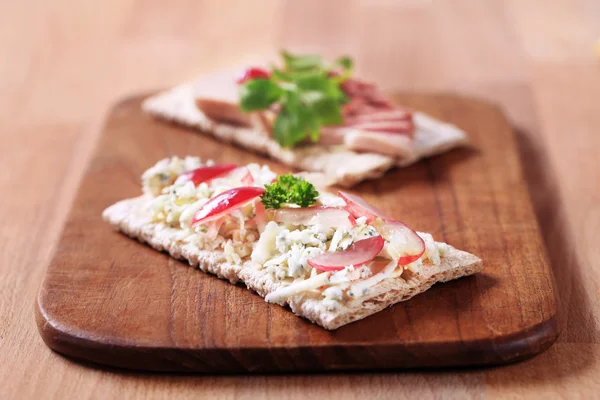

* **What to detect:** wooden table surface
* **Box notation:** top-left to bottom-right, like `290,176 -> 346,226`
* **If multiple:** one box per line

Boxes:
1,0 -> 598,398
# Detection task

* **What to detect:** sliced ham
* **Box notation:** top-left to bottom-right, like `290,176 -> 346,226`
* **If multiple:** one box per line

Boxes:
341,79 -> 394,110
320,127 -> 415,159
319,78 -> 416,158
195,98 -> 252,127
319,126 -> 349,145
191,72 -> 414,159
338,80 -> 414,136
344,110 -> 412,124
193,70 -> 248,126
347,120 -> 414,135
193,69 -> 272,134
249,109 -> 276,134
344,130 -> 414,159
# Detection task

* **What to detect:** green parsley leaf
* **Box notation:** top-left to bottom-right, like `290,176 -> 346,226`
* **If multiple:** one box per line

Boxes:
281,50 -> 322,73
239,78 -> 282,111
260,174 -> 319,209
273,92 -> 319,147
288,179 -> 320,207
335,56 -> 353,71
295,72 -> 346,103
310,96 -> 343,125
238,50 -> 354,147
260,183 -> 288,209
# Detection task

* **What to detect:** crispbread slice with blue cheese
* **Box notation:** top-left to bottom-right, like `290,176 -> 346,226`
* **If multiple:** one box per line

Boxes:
102,157 -> 482,330
103,195 -> 481,330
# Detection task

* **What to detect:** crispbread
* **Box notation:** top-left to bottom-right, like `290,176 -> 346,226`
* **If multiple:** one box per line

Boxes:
103,195 -> 482,330
142,83 -> 468,187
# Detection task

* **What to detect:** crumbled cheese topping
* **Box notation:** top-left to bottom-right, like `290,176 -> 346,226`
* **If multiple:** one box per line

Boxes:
417,231 -> 441,266
142,156 -> 204,196
253,217 -> 380,283
139,156 -> 449,304
142,157 -> 276,263
264,272 -> 332,304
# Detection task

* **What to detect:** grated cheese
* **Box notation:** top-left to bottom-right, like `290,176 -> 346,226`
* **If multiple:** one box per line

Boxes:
140,157 -> 449,306
265,272 -> 332,304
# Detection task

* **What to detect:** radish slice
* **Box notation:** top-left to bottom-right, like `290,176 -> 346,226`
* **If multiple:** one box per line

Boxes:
192,187 -> 264,226
206,219 -> 224,239
241,168 -> 254,185
249,200 -> 267,232
273,207 -> 355,229
379,220 -> 425,265
338,191 -> 390,222
176,164 -> 238,186
308,236 -> 384,271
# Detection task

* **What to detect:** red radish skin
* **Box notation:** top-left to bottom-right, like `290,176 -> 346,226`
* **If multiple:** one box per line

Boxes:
379,220 -> 425,266
206,219 -> 224,239
398,254 -> 422,265
176,164 -> 238,186
338,192 -> 425,265
308,236 -> 385,272
338,191 -> 390,223
348,215 -> 357,227
251,200 -> 267,232
192,187 -> 264,226
241,168 -> 254,185
236,67 -> 271,84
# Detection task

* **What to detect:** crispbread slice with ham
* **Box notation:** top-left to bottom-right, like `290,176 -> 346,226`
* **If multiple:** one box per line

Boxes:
143,84 -> 396,187
142,72 -> 468,187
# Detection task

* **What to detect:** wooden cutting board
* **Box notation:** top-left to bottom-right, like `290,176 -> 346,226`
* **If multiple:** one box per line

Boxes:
36,93 -> 559,373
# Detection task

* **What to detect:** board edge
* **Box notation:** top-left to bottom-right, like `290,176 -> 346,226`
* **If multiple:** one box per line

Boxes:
35,279 -> 560,372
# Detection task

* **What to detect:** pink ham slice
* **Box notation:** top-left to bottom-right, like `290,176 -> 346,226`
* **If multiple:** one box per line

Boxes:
348,120 -> 413,135
344,131 -> 414,159
318,126 -> 349,145
193,69 -> 273,134
193,70 -> 250,126
320,127 -> 414,159
320,78 -> 416,158
344,110 -> 412,124
193,73 -> 414,158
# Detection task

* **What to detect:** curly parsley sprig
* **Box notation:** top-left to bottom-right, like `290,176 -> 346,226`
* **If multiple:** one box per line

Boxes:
239,51 -> 353,148
260,174 -> 319,209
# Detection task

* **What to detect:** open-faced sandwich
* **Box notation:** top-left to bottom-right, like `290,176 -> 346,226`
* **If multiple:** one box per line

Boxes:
103,157 -> 483,330
143,51 -> 469,187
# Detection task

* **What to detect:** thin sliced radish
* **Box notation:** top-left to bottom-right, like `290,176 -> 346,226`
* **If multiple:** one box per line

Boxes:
308,236 -> 384,271
206,219 -> 224,239
250,200 -> 267,232
379,220 -> 425,265
338,191 -> 390,223
273,207 -> 355,229
241,168 -> 254,185
192,187 -> 264,226
176,164 -> 238,186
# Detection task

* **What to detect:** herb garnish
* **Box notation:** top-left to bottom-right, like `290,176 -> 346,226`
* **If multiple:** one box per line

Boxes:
239,50 -> 353,147
260,174 -> 319,209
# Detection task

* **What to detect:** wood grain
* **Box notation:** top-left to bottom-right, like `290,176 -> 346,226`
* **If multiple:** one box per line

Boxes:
35,93 -> 557,372
1,0 -> 599,398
